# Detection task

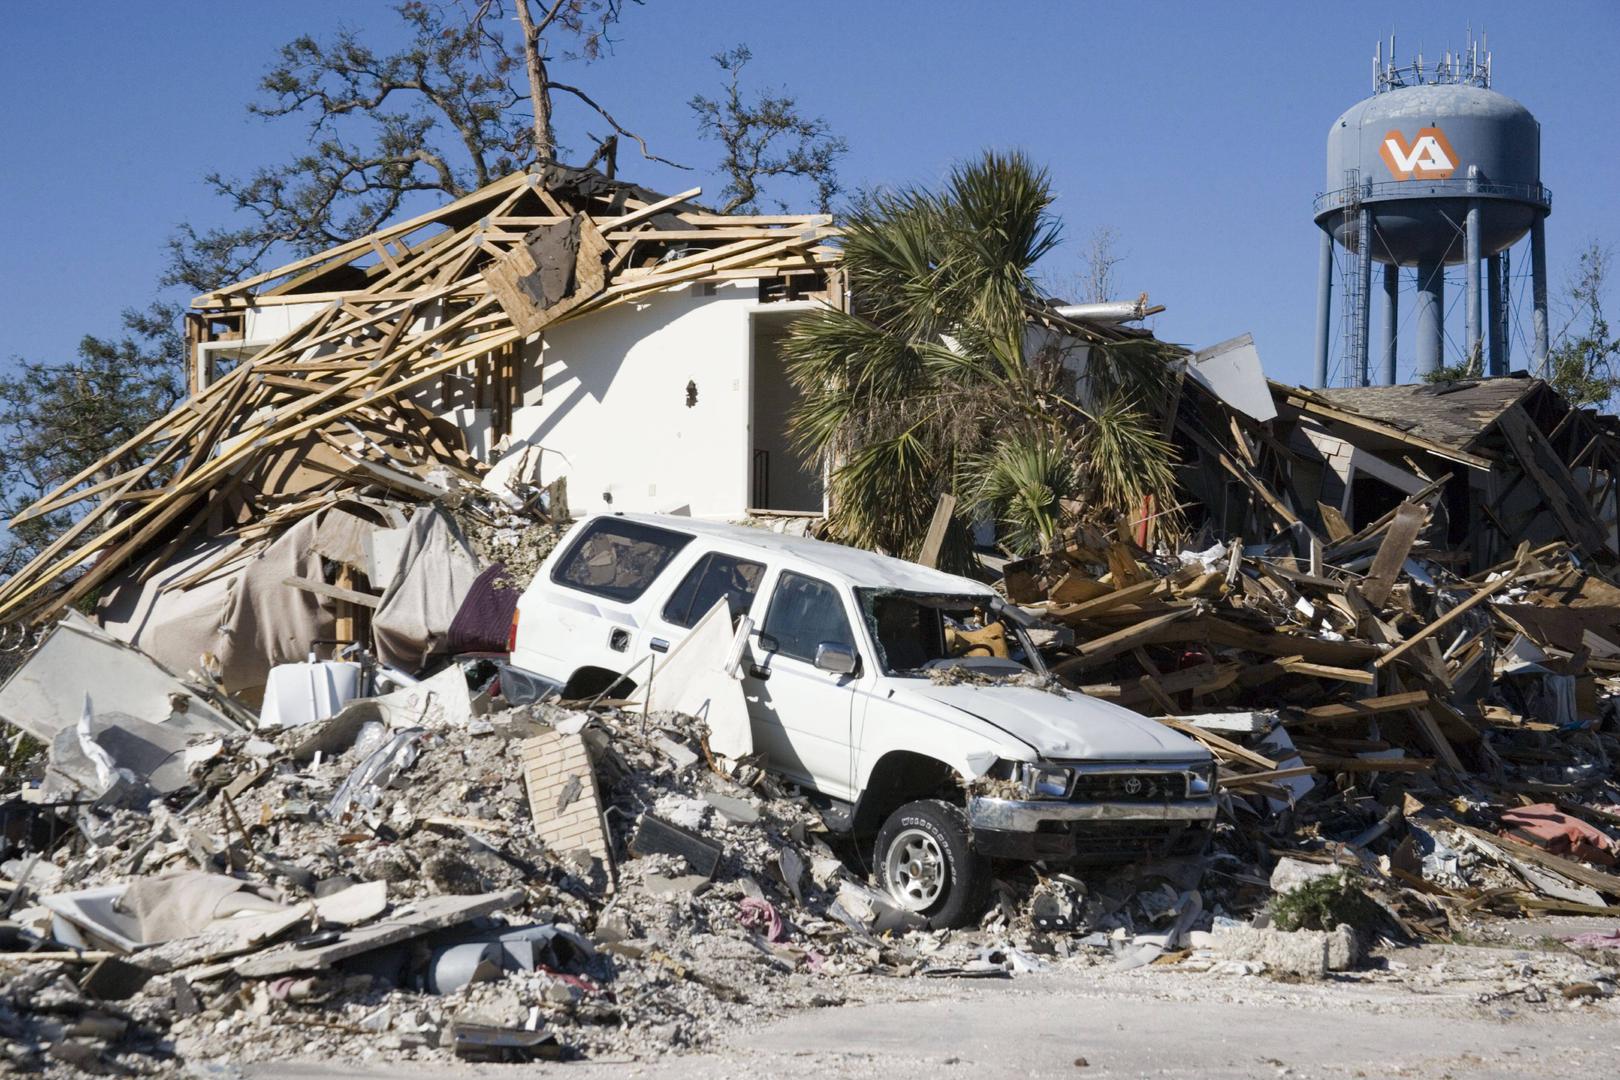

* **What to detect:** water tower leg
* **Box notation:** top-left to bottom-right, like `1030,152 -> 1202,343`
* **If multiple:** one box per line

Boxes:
1415,260 -> 1444,376
1381,262 -> 1398,384
1531,214 -> 1549,373
1355,209 -> 1373,387
1465,199 -> 1482,369
1313,230 -> 1334,387
1487,253 -> 1504,376
1499,249 -> 1512,372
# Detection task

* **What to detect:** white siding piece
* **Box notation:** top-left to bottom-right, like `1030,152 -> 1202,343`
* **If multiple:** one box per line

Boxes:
1183,333 -> 1278,423
488,282 -> 757,518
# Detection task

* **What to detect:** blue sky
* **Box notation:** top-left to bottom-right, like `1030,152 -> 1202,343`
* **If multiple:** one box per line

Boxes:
2,1 -> 1616,388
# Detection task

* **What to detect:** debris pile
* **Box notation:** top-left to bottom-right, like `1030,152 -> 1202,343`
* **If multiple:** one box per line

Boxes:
0,636 -> 1097,1073
1007,491 -> 1620,937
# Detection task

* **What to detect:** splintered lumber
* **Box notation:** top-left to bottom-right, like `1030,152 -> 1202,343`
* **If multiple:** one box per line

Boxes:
1298,753 -> 1436,773
1050,608 -> 1194,678
1373,565 -> 1522,669
1158,719 -> 1279,771
1219,765 -> 1317,790
1495,405 -> 1614,557
1074,662 -> 1240,707
1359,501 -> 1428,606
1050,577 -> 1162,621
1455,824 -> 1620,898
1317,502 -> 1352,541
1293,691 -> 1432,725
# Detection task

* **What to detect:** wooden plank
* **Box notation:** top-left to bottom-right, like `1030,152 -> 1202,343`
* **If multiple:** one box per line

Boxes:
916,493 -> 957,569
1358,501 -> 1428,606
1294,691 -> 1433,725
1456,824 -> 1620,897
1408,706 -> 1467,772
1317,501 -> 1352,541
282,576 -> 382,609
198,171 -> 529,301
1159,719 -> 1279,770
1299,753 -> 1436,773
1277,657 -> 1376,685
1050,578 -> 1162,621
1049,608 -> 1195,678
1220,765 -> 1317,789
1074,662 -> 1240,705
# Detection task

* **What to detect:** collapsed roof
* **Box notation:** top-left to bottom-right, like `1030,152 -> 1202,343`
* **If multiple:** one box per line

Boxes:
0,166 -> 840,626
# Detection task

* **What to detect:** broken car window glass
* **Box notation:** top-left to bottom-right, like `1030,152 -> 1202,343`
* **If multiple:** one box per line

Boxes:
551,518 -> 692,603
661,552 -> 766,628
856,590 -> 1030,676
761,573 -> 853,664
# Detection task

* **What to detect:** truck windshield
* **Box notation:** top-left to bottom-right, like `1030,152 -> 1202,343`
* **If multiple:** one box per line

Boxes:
854,589 -> 1035,677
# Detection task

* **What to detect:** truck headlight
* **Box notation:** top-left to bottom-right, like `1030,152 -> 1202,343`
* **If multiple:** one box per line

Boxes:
1187,761 -> 1216,797
1019,763 -> 1074,799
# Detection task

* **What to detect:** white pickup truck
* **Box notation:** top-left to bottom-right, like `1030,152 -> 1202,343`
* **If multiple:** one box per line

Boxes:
506,513 -> 1216,926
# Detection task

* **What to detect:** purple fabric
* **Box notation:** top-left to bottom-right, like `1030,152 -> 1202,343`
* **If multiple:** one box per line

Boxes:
446,562 -> 521,655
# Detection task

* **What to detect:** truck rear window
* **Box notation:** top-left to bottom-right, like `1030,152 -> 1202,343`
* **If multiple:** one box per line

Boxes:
551,518 -> 692,603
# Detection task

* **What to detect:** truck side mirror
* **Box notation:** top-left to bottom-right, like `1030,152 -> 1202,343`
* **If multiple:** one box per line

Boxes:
814,642 -> 859,675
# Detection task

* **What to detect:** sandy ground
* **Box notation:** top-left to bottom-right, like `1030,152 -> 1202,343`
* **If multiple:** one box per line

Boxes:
246,916 -> 1620,1080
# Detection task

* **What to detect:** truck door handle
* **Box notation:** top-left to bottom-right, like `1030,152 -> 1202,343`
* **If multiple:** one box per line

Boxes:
650,638 -> 669,653
747,663 -> 771,681
609,628 -> 630,652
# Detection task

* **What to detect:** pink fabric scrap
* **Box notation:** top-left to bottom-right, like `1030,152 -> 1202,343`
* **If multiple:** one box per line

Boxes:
738,897 -> 786,942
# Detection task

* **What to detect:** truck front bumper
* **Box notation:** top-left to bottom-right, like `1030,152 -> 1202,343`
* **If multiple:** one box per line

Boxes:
966,795 -> 1217,863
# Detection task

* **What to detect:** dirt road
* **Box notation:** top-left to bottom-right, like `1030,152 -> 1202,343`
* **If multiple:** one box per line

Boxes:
251,929 -> 1620,1080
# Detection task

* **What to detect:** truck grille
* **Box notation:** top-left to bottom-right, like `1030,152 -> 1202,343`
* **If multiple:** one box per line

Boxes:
1070,771 -> 1190,802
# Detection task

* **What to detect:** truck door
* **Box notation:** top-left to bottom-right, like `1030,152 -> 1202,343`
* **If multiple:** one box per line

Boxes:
743,571 -> 859,800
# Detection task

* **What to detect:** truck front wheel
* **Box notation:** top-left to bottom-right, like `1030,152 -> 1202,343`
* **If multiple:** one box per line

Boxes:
874,799 -> 990,929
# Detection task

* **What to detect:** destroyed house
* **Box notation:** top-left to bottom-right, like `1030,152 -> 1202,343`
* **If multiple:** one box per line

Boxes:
1171,367 -> 1620,574
184,165 -> 844,522
0,168 -> 847,630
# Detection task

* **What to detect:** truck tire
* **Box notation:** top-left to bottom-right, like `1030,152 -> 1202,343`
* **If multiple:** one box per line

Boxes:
873,799 -> 990,929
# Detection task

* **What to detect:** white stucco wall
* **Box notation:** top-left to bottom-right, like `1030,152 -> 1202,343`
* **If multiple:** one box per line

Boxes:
495,281 -> 759,519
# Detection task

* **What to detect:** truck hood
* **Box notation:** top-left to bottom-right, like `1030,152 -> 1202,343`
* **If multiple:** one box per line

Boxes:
897,682 -> 1209,763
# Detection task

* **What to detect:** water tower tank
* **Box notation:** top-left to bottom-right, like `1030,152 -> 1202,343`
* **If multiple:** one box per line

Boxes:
1310,38 -> 1552,387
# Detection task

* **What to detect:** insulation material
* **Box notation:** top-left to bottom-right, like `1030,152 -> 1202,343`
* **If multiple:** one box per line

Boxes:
371,505 -> 485,674
98,507 -> 388,697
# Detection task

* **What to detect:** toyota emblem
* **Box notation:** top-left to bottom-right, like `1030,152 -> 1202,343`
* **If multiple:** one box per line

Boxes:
1122,777 -> 1143,795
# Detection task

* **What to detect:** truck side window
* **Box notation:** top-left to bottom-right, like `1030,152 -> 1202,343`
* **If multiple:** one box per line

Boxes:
762,572 -> 853,664
662,553 -> 766,628
551,518 -> 692,603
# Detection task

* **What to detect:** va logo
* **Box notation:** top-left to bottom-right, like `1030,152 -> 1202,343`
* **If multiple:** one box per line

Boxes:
1379,127 -> 1458,180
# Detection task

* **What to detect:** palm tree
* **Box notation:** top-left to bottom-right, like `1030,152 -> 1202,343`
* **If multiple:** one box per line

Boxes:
783,150 -> 1178,568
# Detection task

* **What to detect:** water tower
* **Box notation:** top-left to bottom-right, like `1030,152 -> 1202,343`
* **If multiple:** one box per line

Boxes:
1312,34 -> 1551,386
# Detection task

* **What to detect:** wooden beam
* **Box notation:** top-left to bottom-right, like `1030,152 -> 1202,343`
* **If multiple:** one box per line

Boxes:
1358,501 -> 1428,606
282,576 -> 382,609
916,493 -> 957,569
1294,691 -> 1432,725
